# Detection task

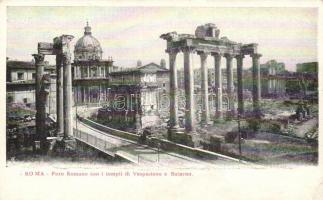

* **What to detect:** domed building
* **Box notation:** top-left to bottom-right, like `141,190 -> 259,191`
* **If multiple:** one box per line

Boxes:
72,22 -> 113,105
74,22 -> 103,61
72,22 -> 170,132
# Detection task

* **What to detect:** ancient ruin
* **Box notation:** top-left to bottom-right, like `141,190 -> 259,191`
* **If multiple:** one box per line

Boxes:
161,23 -> 262,139
33,35 -> 74,146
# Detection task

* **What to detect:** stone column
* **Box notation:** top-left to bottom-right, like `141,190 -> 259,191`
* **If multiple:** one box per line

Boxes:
87,66 -> 90,78
74,65 -> 77,79
251,53 -> 262,115
77,66 -> 81,78
269,78 -> 272,94
225,54 -> 235,116
99,84 -> 102,103
274,78 -> 277,94
198,51 -> 210,125
83,86 -> 86,103
183,47 -> 195,133
33,53 -> 47,148
61,35 -> 74,138
53,53 -> 64,137
213,53 -> 223,119
236,54 -> 244,115
168,49 -> 180,132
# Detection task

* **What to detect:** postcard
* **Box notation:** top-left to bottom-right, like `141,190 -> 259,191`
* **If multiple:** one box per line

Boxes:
1,1 -> 322,200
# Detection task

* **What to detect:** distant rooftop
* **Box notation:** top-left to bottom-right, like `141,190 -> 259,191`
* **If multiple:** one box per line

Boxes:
110,62 -> 168,75
7,59 -> 55,70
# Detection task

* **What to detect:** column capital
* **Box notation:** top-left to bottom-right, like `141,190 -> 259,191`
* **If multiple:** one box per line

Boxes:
235,54 -> 245,60
166,48 -> 180,55
32,54 -> 45,64
197,51 -> 209,59
211,52 -> 223,58
181,46 -> 195,53
224,53 -> 235,60
251,53 -> 262,59
53,34 -> 74,55
62,51 -> 72,66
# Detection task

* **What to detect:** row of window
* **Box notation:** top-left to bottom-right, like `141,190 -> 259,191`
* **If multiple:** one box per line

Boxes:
16,72 -> 36,81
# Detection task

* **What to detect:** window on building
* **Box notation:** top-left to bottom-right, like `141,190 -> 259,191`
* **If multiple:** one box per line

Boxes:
92,67 -> 97,77
163,83 -> 166,88
17,72 -> 24,80
32,73 -> 36,80
23,98 -> 28,104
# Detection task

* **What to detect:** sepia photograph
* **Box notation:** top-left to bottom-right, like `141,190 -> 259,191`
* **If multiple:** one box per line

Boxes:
1,2 -> 322,200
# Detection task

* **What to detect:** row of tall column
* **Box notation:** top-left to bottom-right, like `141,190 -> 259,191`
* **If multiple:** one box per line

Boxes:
74,85 -> 110,104
268,78 -> 285,95
33,34 -> 74,146
168,48 -> 262,135
74,65 -> 108,79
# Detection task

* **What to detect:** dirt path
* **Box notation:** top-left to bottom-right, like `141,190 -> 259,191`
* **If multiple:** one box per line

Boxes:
293,118 -> 318,138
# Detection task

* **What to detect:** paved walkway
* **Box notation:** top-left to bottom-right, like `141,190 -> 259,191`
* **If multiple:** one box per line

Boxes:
73,120 -> 241,167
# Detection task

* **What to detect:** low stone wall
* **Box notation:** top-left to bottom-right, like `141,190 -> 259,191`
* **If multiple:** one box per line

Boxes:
78,116 -> 243,163
147,137 -> 243,163
79,117 -> 140,142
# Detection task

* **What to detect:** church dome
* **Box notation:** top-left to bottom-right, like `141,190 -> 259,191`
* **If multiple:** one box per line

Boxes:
74,22 -> 103,61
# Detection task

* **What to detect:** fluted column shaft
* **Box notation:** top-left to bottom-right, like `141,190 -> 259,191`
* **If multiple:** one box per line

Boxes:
168,50 -> 179,129
183,47 -> 195,133
199,52 -> 209,124
56,55 -> 64,137
213,53 -> 223,119
252,53 -> 262,115
33,53 -> 46,147
61,35 -> 74,138
225,54 -> 235,116
236,54 -> 244,115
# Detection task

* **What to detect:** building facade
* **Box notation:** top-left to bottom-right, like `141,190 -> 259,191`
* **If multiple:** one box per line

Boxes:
106,63 -> 167,129
72,23 -> 114,105
260,60 -> 286,97
6,59 -> 56,114
72,23 -> 170,129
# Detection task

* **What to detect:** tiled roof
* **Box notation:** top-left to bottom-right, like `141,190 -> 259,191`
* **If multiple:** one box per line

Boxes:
7,60 -> 55,70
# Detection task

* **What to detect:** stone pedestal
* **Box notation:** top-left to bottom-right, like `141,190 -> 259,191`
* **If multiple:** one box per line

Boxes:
168,130 -> 200,147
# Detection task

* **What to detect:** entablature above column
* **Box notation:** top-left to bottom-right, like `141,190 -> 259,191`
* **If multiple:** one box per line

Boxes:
38,43 -> 55,55
53,35 -> 74,56
164,38 -> 259,57
162,30 -> 259,57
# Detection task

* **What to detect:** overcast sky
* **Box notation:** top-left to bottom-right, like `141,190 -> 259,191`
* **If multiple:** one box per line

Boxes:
7,7 -> 318,71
